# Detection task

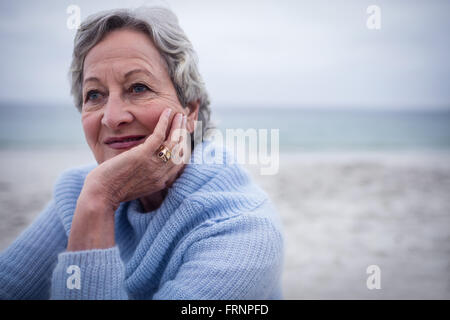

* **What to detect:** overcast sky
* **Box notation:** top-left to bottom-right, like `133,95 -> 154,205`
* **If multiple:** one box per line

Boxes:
0,0 -> 449,110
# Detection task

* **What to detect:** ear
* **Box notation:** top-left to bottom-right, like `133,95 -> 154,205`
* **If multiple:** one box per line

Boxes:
185,100 -> 200,134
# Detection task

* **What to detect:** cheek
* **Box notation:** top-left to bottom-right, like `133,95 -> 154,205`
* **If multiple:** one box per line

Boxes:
135,106 -> 165,133
136,100 -> 186,133
81,113 -> 100,147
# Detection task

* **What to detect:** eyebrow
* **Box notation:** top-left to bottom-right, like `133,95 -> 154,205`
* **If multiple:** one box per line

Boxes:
83,76 -> 101,86
83,69 -> 158,86
123,69 -> 157,81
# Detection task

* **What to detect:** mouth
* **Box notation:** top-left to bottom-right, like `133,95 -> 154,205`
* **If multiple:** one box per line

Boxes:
104,135 -> 146,150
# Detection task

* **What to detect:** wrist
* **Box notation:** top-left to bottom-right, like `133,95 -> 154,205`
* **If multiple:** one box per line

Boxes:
68,195 -> 116,251
82,170 -> 120,212
76,189 -> 114,218
67,176 -> 117,252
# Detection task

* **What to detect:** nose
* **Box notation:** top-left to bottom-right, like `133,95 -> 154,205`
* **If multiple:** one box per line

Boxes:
101,94 -> 134,129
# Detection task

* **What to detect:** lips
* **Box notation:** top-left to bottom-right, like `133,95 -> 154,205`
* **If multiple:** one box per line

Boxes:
104,135 -> 146,150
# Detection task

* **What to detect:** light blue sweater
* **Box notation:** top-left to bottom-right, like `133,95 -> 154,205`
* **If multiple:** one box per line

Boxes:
0,141 -> 284,299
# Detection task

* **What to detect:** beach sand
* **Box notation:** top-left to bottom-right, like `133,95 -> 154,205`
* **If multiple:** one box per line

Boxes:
1,147 -> 449,299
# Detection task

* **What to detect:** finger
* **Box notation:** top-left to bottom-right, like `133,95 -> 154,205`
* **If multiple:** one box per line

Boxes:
170,142 -> 183,165
179,115 -> 189,159
166,113 -> 184,148
180,115 -> 191,161
145,108 -> 172,149
181,114 -> 187,143
176,115 -> 188,148
178,121 -> 192,165
169,116 -> 190,165
165,114 -> 185,153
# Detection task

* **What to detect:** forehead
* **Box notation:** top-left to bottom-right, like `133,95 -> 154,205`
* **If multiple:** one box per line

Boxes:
83,28 -> 166,79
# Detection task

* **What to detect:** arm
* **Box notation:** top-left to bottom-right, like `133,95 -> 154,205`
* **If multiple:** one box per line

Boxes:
49,184 -> 128,300
0,201 -> 67,299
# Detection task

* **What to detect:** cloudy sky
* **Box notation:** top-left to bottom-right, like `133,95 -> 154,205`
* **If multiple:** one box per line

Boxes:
0,0 -> 449,110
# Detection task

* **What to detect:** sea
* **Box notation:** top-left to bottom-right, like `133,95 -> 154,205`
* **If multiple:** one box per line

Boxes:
1,103 -> 450,154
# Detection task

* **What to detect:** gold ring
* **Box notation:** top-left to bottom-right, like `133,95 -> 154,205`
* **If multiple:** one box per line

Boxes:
157,145 -> 172,163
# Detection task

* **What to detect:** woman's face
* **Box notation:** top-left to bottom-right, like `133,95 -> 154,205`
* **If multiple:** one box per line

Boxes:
81,28 -> 198,164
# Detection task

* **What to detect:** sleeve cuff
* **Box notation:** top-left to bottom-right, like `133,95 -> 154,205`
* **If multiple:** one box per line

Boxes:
51,246 -> 128,300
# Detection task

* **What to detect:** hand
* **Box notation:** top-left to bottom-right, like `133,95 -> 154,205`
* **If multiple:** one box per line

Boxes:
85,107 -> 190,212
67,108 -> 189,251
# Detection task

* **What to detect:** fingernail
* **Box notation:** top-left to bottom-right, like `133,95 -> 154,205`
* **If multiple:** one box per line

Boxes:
166,108 -> 172,118
183,115 -> 187,126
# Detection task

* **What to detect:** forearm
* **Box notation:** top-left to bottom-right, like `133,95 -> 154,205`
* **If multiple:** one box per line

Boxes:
52,184 -> 128,299
67,184 -> 116,251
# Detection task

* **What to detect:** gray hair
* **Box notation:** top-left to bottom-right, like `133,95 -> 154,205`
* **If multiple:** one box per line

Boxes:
69,6 -> 212,143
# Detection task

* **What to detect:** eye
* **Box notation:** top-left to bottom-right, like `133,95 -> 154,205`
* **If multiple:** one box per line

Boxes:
129,83 -> 150,94
85,90 -> 102,102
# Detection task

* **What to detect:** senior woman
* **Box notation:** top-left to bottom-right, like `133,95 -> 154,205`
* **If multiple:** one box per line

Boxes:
0,7 -> 283,299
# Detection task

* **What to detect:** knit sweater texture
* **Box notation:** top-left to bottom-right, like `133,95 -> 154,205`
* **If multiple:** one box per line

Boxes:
0,141 -> 284,299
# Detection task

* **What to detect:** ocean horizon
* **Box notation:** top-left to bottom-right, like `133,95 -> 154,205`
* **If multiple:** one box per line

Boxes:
1,103 -> 449,153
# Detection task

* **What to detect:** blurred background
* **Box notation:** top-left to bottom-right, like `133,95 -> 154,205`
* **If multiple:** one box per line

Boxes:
0,0 -> 449,299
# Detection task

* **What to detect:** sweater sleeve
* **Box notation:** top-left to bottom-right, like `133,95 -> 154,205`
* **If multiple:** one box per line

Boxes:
152,213 -> 284,300
0,201 -> 67,299
46,165 -> 128,299
50,246 -> 128,300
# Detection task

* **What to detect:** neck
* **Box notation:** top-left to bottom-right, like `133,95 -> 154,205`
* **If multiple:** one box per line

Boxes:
137,163 -> 187,213
138,188 -> 168,213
